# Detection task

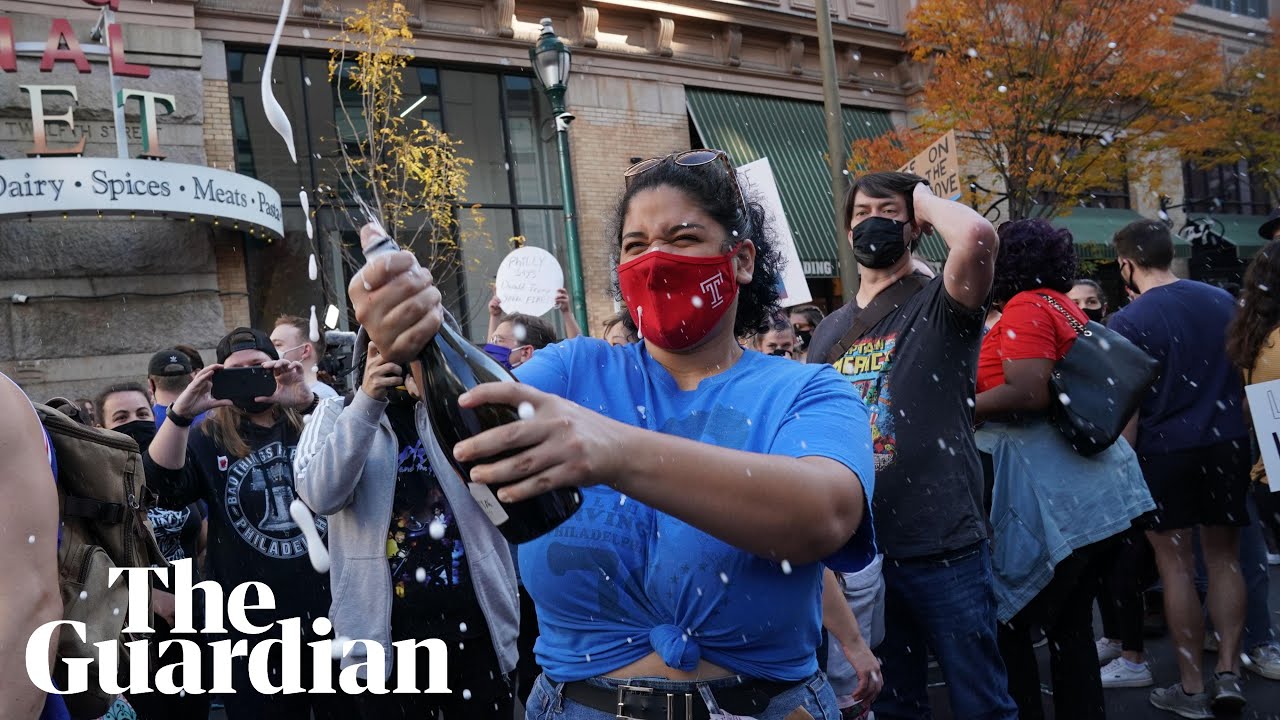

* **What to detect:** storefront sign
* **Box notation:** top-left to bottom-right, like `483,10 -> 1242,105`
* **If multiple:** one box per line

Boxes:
0,157 -> 284,236
899,130 -> 962,201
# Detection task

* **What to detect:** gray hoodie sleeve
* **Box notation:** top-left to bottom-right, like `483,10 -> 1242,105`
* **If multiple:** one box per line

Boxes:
294,390 -> 388,516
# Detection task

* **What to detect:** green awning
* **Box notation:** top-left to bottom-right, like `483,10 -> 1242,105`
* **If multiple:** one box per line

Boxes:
686,88 -> 894,277
1053,207 -> 1148,259
915,207 -> 1148,263
916,232 -> 950,263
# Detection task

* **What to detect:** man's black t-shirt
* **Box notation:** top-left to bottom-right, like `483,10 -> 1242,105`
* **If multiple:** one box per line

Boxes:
143,415 -> 330,637
808,276 -> 988,560
384,402 -> 483,642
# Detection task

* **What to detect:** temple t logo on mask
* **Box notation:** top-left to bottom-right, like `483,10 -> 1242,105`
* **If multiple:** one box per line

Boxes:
700,274 -> 727,308
618,247 -> 741,351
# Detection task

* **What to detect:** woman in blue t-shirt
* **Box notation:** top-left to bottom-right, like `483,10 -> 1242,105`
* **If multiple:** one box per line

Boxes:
349,150 -> 876,720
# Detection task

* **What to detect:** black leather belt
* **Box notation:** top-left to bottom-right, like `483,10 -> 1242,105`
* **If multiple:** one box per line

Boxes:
561,677 -> 796,720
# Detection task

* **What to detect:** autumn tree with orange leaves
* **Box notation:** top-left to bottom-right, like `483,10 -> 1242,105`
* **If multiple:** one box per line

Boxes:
850,0 -> 1222,221
1167,20 -> 1280,207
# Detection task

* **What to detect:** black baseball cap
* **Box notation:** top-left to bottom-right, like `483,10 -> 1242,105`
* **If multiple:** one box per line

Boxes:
216,327 -> 280,364
1259,208 -> 1280,241
148,348 -> 194,377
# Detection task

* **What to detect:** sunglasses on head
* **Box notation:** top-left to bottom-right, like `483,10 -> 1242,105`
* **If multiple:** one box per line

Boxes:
623,149 -> 748,218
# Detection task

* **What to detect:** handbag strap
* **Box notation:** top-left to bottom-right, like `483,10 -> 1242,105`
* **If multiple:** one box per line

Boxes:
825,274 -> 931,365
1036,293 -> 1090,337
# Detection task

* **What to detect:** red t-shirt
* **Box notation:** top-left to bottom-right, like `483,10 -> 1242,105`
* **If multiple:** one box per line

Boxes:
976,289 -> 1087,393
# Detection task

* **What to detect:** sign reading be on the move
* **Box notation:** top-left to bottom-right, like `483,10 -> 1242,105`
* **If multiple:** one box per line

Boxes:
898,130 -> 962,201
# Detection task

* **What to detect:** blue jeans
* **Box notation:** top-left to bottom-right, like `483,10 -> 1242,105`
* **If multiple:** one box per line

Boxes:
525,671 -> 840,720
873,542 -> 1018,720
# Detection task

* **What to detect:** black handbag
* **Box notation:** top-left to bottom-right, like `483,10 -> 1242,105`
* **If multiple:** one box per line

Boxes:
1038,294 -> 1160,456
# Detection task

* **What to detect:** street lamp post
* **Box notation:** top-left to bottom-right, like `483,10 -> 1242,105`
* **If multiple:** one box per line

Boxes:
530,18 -> 590,335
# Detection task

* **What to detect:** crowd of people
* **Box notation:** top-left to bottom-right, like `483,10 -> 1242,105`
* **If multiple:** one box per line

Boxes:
6,153 -> 1280,720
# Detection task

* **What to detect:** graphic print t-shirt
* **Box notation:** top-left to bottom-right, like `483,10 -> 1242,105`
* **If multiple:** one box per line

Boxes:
142,417 -> 330,638
147,503 -> 203,565
383,402 -> 477,639
515,339 -> 875,683
808,275 -> 988,560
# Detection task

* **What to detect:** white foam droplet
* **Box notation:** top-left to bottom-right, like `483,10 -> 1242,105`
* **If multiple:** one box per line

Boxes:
27,535 -> 35,544
780,560 -> 792,575
309,305 -> 320,342
302,28 -> 311,39
304,76 -> 312,86
462,689 -> 472,700
518,401 -> 536,420
79,591 -> 88,600
691,296 -> 704,308
997,84 -> 1009,93
113,608 -> 120,616
459,622 -> 468,633
429,520 -> 446,540
299,190 -> 313,240
261,0 -> 298,163
1058,393 -> 1072,406
513,323 -> 527,342
719,572 -> 730,584
308,253 -> 318,281
332,635 -> 351,659
415,567 -> 426,583
289,499 -> 330,573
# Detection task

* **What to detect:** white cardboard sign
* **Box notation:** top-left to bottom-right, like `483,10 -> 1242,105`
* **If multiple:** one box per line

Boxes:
1244,379 -> 1280,492
734,157 -> 813,307
495,246 -> 564,316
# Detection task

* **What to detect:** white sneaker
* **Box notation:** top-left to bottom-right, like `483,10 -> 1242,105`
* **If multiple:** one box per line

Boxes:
1096,638 -> 1123,666
1245,641 -> 1280,681
1267,551 -> 1280,566
1101,657 -> 1154,688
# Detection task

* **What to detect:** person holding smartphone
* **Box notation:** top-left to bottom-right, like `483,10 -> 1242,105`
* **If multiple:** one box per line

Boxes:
142,327 -> 352,720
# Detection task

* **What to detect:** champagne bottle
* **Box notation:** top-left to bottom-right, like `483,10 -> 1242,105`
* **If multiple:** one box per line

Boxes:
362,234 -> 581,543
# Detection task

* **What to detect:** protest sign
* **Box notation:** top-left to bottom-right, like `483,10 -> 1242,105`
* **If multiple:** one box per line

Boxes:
899,130 -> 962,201
1245,379 -> 1280,491
736,157 -> 813,306
496,246 -> 564,316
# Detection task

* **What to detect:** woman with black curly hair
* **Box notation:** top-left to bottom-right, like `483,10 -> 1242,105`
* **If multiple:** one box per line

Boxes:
347,150 -> 877,720
1223,239 -> 1280,680
973,218 -> 1153,720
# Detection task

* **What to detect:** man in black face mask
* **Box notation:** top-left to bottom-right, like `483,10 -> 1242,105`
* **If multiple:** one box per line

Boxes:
806,172 -> 1014,720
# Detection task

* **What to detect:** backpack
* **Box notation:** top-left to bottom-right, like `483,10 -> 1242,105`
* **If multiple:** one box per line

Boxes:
36,399 -> 168,720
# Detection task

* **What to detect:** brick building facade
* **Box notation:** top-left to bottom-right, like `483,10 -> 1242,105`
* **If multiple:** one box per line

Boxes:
2,0 -> 1275,400
1,0 -> 915,401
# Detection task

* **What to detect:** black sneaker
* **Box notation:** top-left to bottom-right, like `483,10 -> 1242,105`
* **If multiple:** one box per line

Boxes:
1211,672 -> 1246,714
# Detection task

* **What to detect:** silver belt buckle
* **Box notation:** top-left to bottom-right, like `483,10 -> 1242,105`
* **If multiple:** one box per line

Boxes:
615,684 -> 694,720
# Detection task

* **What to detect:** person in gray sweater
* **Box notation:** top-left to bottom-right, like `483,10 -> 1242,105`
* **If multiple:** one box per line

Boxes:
293,330 -> 519,720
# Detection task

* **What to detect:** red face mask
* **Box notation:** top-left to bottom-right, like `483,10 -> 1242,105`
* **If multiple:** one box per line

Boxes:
618,247 -> 740,350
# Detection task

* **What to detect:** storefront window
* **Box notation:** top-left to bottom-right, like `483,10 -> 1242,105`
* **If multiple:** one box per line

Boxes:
226,49 -> 565,338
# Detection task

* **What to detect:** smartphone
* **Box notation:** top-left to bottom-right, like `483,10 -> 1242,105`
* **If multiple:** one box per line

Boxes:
211,367 -> 277,403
